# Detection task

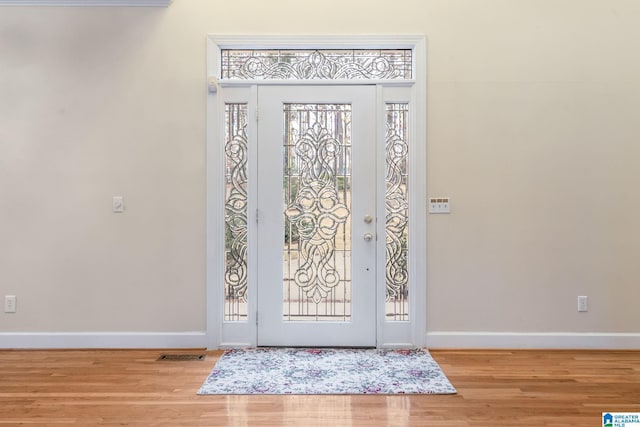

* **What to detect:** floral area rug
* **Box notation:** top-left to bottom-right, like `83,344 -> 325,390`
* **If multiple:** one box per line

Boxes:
198,348 -> 456,395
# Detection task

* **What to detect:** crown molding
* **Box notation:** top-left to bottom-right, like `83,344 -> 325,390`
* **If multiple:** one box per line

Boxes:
0,0 -> 170,6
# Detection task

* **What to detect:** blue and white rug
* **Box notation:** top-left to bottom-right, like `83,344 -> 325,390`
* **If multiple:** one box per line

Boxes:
198,348 -> 456,395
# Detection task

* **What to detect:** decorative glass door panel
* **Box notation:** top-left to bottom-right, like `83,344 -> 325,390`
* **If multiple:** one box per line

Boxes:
257,86 -> 376,347
283,103 -> 352,322
385,103 -> 409,321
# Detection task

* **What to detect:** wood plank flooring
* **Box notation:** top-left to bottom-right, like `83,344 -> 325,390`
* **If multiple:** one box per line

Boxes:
0,349 -> 638,426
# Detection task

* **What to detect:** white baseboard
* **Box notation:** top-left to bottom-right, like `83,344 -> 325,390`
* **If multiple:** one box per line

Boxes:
0,332 -> 207,349
426,332 -> 640,350
3,331 -> 638,350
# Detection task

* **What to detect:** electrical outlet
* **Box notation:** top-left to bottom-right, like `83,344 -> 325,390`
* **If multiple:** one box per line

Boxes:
4,295 -> 16,313
577,295 -> 588,312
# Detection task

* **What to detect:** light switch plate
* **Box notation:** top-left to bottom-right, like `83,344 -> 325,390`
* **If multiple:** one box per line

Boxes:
429,197 -> 451,214
4,295 -> 16,313
112,196 -> 124,213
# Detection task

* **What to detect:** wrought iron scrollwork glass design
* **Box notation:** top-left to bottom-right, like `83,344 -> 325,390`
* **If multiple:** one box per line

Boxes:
385,103 -> 409,321
222,49 -> 412,80
283,103 -> 352,321
224,104 -> 248,321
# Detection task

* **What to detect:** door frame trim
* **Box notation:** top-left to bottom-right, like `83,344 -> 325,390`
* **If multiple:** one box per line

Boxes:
206,34 -> 427,349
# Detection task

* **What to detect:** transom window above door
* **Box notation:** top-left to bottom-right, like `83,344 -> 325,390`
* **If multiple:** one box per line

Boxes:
220,49 -> 413,80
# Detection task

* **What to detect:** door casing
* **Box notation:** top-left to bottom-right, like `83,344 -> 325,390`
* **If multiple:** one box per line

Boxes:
206,35 -> 427,349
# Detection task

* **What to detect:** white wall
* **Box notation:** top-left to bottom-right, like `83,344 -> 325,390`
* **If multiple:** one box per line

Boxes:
1,0 -> 639,348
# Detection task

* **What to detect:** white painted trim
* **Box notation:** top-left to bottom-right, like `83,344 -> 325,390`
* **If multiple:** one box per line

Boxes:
426,332 -> 640,350
0,0 -> 170,5
219,342 -> 253,349
410,35 -> 427,348
0,332 -> 206,349
218,80 -> 416,88
209,34 -> 424,50
205,35 -> 223,350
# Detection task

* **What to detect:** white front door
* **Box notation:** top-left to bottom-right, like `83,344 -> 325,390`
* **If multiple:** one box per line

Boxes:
256,85 -> 377,347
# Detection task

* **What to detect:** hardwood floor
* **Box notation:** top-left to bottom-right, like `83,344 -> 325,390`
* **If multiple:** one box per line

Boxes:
0,349 -> 638,426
